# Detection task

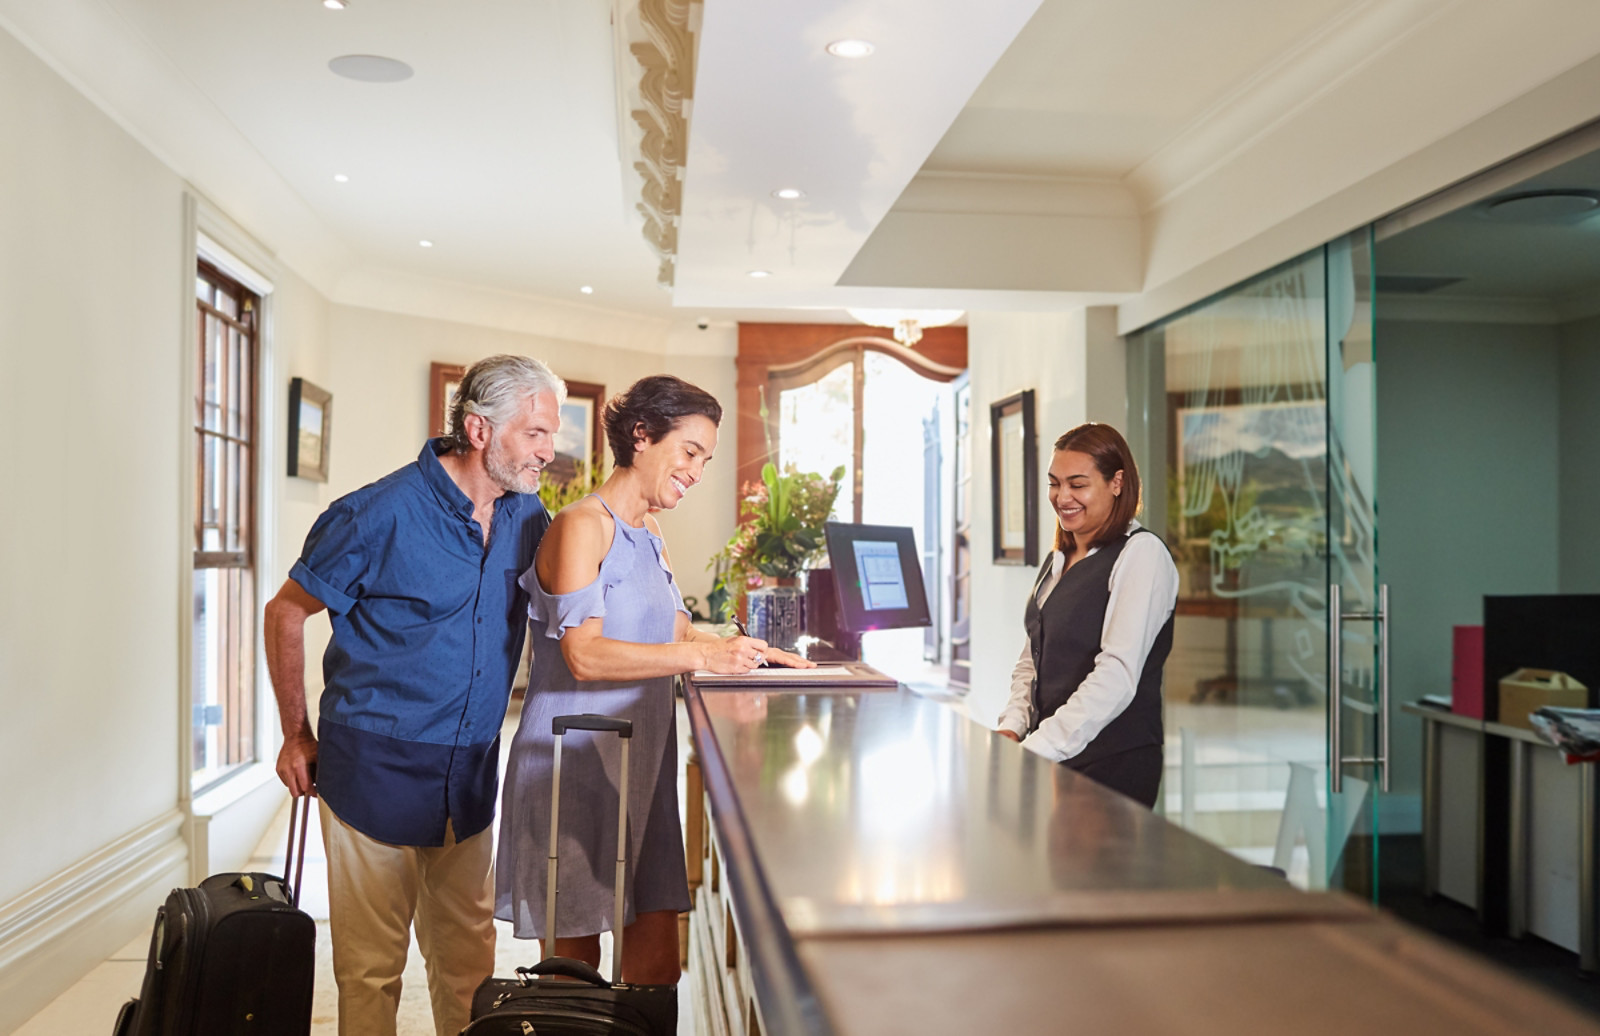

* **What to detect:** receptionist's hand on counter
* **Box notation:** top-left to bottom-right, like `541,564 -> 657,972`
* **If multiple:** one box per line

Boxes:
998,729 -> 1022,743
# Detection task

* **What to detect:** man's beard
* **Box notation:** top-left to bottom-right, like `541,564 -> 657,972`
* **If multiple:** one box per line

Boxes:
484,432 -> 542,494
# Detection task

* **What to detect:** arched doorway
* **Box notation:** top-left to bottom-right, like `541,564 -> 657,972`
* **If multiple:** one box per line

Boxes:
736,326 -> 965,678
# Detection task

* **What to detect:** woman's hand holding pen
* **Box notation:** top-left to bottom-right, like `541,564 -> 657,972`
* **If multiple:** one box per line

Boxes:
703,634 -> 769,674
701,619 -> 818,672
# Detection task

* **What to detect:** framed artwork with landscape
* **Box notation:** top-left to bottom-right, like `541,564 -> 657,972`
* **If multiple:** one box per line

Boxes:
551,381 -> 606,485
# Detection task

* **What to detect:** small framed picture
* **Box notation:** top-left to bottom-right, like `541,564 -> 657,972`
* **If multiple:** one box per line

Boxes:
429,362 -> 466,438
287,378 -> 332,482
990,388 -> 1037,566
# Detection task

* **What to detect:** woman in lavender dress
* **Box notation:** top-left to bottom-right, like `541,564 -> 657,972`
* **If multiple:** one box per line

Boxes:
496,375 -> 811,983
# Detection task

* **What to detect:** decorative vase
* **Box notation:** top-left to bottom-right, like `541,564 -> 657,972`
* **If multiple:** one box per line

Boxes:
746,583 -> 805,652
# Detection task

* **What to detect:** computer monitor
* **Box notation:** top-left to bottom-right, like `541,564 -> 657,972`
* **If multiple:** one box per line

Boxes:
823,522 -> 932,634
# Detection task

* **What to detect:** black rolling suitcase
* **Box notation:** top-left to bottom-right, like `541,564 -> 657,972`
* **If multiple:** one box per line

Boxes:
113,796 -> 317,1036
463,714 -> 677,1036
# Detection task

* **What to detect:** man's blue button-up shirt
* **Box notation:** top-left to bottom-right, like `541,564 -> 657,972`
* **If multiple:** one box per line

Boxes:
289,439 -> 550,846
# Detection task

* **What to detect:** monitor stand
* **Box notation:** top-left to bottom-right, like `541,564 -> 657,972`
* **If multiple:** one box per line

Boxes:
802,568 -> 861,660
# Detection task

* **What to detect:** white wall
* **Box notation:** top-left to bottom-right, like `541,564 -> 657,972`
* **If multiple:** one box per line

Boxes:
1559,314 -> 1600,593
1375,319 -> 1563,802
0,26 -> 197,1029
964,308 -> 1122,725
0,13 -> 187,902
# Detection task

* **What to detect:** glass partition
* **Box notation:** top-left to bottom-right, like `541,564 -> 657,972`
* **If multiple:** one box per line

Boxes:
1127,232 -> 1379,894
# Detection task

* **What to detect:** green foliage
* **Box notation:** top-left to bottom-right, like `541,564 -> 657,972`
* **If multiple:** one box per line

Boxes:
538,456 -> 605,515
707,462 -> 845,621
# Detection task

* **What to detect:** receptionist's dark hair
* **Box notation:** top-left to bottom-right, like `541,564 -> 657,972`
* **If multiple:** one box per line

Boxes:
602,375 -> 723,468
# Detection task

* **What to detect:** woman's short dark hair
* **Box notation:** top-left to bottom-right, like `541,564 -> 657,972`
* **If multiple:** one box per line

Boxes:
602,375 -> 723,467
1052,422 -> 1142,555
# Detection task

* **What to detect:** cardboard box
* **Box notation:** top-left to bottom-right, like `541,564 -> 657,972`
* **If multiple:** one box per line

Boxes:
1452,625 -> 1485,719
1496,668 -> 1587,731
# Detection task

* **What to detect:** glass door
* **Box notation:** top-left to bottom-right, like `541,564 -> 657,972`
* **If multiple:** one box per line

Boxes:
1127,230 -> 1386,896
1325,227 -> 1386,899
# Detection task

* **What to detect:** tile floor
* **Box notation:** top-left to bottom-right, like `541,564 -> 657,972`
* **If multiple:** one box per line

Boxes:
20,697 -> 701,1035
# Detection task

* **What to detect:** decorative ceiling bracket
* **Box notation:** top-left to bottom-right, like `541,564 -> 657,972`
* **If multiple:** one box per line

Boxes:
614,0 -> 699,290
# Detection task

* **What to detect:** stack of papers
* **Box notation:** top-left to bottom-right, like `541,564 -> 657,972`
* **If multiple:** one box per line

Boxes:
1529,707 -> 1600,762
688,662 -> 898,687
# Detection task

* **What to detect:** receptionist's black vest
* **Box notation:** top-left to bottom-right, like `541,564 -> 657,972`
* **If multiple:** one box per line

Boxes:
1024,528 -> 1174,768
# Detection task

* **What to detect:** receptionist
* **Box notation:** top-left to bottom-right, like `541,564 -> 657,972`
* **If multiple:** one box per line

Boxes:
996,422 -> 1179,808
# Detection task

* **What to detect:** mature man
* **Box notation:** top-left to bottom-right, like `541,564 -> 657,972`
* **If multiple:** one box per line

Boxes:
265,354 -> 563,1036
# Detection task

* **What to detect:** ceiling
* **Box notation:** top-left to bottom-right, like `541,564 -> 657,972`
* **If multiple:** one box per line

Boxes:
7,0 -> 1600,340
1377,147 -> 1600,320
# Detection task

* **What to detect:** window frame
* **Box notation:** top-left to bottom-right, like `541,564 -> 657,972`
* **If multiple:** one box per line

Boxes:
190,257 -> 263,794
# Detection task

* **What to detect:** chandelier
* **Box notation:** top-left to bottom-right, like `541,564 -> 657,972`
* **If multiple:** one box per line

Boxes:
845,308 -> 964,348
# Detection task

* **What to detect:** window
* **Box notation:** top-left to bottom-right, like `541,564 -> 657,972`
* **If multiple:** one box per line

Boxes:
192,260 -> 260,791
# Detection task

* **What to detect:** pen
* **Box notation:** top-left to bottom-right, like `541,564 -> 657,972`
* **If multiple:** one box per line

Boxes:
731,618 -> 764,667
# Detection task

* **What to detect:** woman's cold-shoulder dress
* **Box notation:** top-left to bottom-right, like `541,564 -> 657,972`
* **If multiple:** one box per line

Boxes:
495,497 -> 692,938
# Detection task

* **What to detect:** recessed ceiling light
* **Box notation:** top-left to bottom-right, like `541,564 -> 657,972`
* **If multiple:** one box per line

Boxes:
1483,189 -> 1600,223
772,188 -> 805,200
826,39 -> 874,58
322,0 -> 348,9
419,240 -> 433,248
580,285 -> 594,295
329,55 -> 414,83
333,173 -> 349,183
747,270 -> 771,279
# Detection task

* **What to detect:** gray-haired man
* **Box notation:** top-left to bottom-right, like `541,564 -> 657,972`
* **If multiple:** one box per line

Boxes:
265,354 -> 563,1036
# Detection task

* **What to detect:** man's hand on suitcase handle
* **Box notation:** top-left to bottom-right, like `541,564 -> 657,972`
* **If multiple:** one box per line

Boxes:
276,731 -> 319,797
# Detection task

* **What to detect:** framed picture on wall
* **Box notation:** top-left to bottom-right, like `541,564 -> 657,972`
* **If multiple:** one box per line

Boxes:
990,388 -> 1037,566
429,362 -> 466,438
287,377 -> 332,482
550,381 -> 606,485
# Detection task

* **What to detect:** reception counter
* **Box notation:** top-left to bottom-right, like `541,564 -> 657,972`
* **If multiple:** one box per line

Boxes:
682,677 -> 1600,1035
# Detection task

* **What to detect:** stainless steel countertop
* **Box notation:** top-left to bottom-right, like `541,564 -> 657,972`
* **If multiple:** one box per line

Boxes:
685,682 -> 1600,1036
691,684 -> 1294,936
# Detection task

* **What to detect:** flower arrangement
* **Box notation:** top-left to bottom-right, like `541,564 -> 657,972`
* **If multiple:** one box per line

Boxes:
708,460 -> 845,620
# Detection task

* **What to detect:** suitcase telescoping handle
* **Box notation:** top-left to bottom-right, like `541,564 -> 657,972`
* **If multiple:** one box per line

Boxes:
547,714 -> 633,984
282,794 -> 312,909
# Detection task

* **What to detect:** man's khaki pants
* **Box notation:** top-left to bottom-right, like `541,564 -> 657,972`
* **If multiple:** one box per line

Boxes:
320,801 -> 496,1036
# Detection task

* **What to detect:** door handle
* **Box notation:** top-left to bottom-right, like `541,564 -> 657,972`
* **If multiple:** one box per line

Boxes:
1329,583 -> 1390,794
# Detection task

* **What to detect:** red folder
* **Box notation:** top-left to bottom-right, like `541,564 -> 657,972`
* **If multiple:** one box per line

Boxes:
1452,625 -> 1484,718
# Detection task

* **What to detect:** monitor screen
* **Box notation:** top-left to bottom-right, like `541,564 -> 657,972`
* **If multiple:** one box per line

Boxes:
823,522 -> 931,633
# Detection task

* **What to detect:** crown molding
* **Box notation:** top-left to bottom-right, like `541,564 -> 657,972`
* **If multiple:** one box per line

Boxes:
1124,0 -> 1453,213
614,0 -> 701,289
894,171 -> 1139,217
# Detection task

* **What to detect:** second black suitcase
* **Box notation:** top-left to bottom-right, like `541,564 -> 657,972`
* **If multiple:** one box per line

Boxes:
115,796 -> 316,1036
463,714 -> 677,1036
